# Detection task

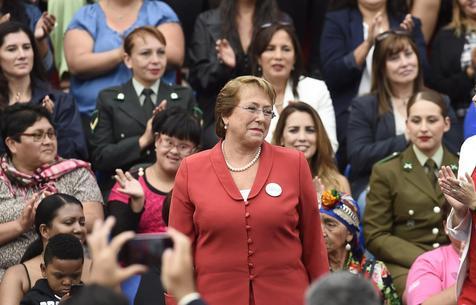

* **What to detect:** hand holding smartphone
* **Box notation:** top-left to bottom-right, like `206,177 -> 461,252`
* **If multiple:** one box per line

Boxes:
120,233 -> 174,267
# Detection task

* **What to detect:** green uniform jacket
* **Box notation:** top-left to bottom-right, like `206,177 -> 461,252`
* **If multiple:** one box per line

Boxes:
363,145 -> 458,295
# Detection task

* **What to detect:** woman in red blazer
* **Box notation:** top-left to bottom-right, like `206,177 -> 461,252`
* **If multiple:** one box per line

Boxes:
169,76 -> 329,305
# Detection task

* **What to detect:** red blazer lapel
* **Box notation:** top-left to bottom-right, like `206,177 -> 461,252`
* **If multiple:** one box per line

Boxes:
210,141 -> 242,200
249,142 -> 273,200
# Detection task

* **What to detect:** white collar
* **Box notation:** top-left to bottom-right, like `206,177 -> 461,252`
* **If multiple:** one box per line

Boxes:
132,78 -> 161,97
412,144 -> 444,168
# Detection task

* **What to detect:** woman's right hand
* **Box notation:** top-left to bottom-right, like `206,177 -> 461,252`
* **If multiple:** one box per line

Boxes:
15,193 -> 40,233
114,169 -> 145,213
215,39 -> 236,68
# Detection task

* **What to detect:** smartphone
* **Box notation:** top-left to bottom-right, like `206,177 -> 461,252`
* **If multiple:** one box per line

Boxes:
120,233 -> 174,267
69,284 -> 84,296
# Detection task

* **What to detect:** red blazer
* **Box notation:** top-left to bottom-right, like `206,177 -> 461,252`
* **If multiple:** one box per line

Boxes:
169,141 -> 329,305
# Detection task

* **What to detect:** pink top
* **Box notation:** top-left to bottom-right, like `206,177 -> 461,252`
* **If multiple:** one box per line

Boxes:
108,175 -> 167,233
405,245 -> 459,305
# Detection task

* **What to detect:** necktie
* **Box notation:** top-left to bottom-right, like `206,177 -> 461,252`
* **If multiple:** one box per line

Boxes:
142,88 -> 155,117
424,159 -> 438,187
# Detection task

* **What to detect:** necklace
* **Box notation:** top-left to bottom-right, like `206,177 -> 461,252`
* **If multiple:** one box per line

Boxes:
222,141 -> 261,172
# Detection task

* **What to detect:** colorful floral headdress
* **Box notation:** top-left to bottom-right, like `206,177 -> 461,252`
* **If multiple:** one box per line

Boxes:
320,190 -> 360,234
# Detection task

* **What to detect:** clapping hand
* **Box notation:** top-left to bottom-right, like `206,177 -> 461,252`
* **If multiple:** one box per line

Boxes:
399,14 -> 414,32
41,95 -> 55,114
34,12 -> 56,41
215,39 -> 236,68
114,169 -> 145,213
367,12 -> 384,45
439,166 -> 476,220
313,176 -> 325,207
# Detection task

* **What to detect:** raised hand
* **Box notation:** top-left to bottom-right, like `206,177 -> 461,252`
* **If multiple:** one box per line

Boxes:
367,12 -> 384,45
438,166 -> 473,219
114,169 -> 145,213
41,95 -> 55,114
399,14 -> 414,32
34,12 -> 56,41
215,39 -> 236,68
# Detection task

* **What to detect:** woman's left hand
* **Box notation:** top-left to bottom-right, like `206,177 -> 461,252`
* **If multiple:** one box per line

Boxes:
399,14 -> 414,32
41,95 -> 55,114
34,12 -> 56,41
439,168 -> 476,210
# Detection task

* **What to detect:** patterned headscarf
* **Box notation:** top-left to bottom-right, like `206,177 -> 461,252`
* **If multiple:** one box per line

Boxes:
319,190 -> 360,235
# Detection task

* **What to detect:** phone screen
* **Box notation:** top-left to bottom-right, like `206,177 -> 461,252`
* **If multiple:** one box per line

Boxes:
120,233 -> 174,267
69,284 -> 84,296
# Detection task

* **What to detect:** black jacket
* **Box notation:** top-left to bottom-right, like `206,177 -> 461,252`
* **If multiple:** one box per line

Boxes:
430,27 -> 474,111
20,279 -> 61,305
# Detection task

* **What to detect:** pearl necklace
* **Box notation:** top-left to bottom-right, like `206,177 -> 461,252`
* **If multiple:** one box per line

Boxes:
222,141 -> 261,172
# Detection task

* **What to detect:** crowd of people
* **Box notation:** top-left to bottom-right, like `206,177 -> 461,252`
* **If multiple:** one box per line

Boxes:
0,0 -> 476,305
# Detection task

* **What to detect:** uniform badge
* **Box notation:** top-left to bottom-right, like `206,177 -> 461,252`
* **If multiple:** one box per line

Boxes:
403,162 -> 413,171
90,110 -> 99,132
170,92 -> 178,100
116,93 -> 125,102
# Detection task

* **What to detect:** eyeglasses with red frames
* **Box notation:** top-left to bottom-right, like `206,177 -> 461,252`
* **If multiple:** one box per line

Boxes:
18,129 -> 56,142
158,135 -> 196,156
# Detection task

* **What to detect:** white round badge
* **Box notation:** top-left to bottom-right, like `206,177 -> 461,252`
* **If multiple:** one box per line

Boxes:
265,183 -> 282,197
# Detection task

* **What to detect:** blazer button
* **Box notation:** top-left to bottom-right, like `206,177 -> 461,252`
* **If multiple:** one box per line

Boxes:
248,263 -> 254,268
249,275 -> 255,280
248,250 -> 254,256
146,150 -> 151,155
245,212 -> 250,218
245,201 -> 250,206
120,133 -> 125,138
433,206 -> 441,213
247,238 -> 253,244
245,225 -> 251,230
432,243 -> 440,248
408,209 -> 414,216
432,228 -> 439,235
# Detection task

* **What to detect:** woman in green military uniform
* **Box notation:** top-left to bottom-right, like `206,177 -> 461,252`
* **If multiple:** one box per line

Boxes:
363,90 -> 459,298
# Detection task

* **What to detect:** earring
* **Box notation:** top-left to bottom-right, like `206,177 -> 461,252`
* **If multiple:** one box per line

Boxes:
258,65 -> 262,73
345,243 -> 351,251
224,123 -> 228,130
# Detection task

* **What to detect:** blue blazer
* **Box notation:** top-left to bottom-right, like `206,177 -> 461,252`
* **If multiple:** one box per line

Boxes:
320,8 -> 429,138
347,94 -> 463,196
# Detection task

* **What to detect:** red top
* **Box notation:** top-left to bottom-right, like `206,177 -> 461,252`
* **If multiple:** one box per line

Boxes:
169,142 -> 329,305
458,168 -> 476,305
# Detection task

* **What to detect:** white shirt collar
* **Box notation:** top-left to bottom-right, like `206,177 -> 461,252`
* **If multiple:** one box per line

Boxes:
132,78 -> 161,98
412,144 -> 444,168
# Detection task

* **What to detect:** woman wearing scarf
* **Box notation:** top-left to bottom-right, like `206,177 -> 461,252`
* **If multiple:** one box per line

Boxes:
0,103 -> 103,280
319,190 -> 401,305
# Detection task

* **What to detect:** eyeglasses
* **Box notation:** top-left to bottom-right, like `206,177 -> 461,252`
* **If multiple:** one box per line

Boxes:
158,135 -> 196,156
236,105 -> 276,119
18,130 -> 56,142
375,29 -> 411,44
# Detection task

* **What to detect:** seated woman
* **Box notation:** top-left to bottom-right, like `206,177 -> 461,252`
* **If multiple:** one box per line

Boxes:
64,0 -> 184,121
363,90 -> 459,297
107,106 -> 201,235
319,190 -> 400,305
320,0 -> 427,169
347,31 -> 461,197
405,202 -> 462,305
89,26 -> 197,193
430,0 -> 476,119
0,103 -> 103,279
0,194 -> 92,305
272,102 -> 349,193
0,22 -> 87,160
250,22 -> 337,151
1,1 -> 56,70
188,0 -> 284,148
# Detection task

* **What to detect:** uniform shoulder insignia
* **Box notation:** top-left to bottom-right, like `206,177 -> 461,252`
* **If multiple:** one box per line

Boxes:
377,152 -> 400,164
90,110 -> 99,132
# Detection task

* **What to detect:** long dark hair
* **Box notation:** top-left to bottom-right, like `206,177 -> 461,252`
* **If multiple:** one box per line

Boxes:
219,0 -> 281,44
328,0 -> 409,19
0,22 -> 46,106
250,23 -> 303,98
20,194 -> 83,263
